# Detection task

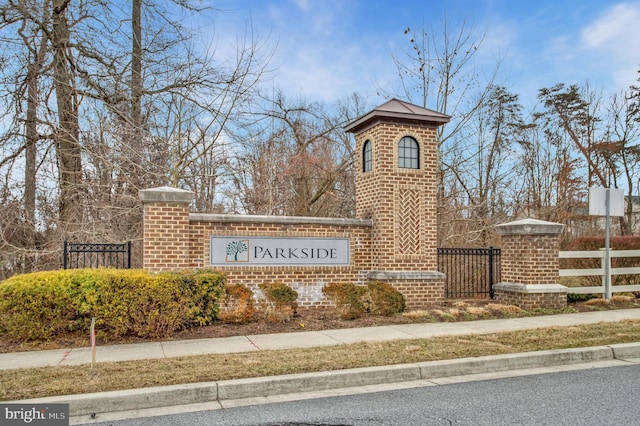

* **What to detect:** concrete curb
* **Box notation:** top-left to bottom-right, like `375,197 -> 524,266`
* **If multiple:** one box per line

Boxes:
15,342 -> 640,418
418,346 -> 615,379
218,363 -> 421,401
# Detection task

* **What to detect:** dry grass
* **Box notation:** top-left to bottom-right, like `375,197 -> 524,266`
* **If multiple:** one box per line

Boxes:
487,303 -> 524,314
610,295 -> 635,303
402,310 -> 429,319
586,298 -> 612,306
466,306 -> 488,315
2,320 -> 640,402
402,303 -> 522,321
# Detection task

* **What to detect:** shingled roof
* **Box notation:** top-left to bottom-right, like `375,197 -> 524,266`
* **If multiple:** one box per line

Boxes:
344,98 -> 450,135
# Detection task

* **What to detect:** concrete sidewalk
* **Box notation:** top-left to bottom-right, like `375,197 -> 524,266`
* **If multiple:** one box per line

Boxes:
3,308 -> 640,371
5,309 -> 640,424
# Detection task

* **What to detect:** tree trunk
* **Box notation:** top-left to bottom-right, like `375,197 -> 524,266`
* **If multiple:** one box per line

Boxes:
52,0 -> 82,234
23,3 -> 50,254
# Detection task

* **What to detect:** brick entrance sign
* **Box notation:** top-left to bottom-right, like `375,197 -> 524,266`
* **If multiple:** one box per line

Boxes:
140,99 -> 451,310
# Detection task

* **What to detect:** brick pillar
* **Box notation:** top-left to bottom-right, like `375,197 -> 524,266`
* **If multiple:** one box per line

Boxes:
494,218 -> 567,309
345,99 -> 451,308
139,186 -> 194,272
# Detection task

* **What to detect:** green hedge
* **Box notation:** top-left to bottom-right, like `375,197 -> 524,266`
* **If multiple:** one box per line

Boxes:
0,268 -> 226,341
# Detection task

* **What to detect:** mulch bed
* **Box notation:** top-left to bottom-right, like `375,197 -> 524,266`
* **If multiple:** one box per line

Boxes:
2,299 -> 638,354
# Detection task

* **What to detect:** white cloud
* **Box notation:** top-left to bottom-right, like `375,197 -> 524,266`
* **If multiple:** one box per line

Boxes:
248,1 -> 389,103
581,3 -> 640,47
291,0 -> 311,12
275,40 -> 384,103
198,0 -> 640,110
581,2 -> 640,89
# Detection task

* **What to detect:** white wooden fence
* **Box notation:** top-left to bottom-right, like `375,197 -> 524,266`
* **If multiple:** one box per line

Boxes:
559,249 -> 640,295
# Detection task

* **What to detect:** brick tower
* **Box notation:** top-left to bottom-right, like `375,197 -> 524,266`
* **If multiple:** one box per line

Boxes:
345,99 -> 450,307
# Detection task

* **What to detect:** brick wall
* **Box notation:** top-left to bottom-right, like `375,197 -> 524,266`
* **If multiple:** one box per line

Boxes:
499,233 -> 560,285
354,123 -> 439,271
188,215 -> 373,308
494,288 -> 567,310
140,198 -> 448,308
381,277 -> 445,309
140,188 -> 193,271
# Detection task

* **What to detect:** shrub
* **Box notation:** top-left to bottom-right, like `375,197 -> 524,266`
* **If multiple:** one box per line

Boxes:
186,269 -> 227,326
219,284 -> 255,324
0,268 -> 226,341
322,282 -> 368,319
567,293 -> 598,303
366,281 -> 405,316
258,282 -> 298,323
0,269 -> 86,340
322,281 -> 405,319
80,269 -> 157,338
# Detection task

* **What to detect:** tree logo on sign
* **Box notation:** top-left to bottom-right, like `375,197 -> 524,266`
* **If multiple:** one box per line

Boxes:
226,240 -> 249,262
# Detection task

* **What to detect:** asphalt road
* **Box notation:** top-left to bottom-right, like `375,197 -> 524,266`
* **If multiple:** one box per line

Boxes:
85,363 -> 640,426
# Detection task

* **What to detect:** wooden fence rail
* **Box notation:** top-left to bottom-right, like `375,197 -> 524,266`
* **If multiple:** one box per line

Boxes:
559,249 -> 640,295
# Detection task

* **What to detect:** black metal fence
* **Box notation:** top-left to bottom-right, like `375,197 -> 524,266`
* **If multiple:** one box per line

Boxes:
437,247 -> 501,299
63,241 -> 132,270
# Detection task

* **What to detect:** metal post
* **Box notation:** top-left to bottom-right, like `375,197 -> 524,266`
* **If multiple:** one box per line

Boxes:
605,188 -> 612,300
63,240 -> 68,269
488,247 -> 495,299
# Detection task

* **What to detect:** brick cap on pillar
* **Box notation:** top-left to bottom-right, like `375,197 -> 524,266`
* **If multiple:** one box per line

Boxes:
496,218 -> 564,236
494,282 -> 568,294
191,213 -> 373,227
139,186 -> 194,204
367,270 -> 445,280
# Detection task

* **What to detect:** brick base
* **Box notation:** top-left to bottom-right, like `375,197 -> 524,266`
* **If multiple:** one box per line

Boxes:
493,283 -> 567,310
368,271 -> 445,310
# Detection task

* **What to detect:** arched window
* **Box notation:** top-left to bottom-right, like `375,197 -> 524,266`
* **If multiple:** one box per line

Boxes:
398,136 -> 419,169
363,140 -> 372,172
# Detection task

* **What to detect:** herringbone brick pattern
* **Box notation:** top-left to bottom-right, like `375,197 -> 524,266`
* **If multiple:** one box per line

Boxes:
398,188 -> 421,255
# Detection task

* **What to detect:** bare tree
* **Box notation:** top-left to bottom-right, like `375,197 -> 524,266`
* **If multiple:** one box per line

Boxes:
0,1 -> 59,277
382,15 -> 501,245
453,85 -> 523,245
514,114 -> 585,230
0,0 -> 274,277
538,83 -> 609,187
22,3 -> 49,248
51,0 -> 83,235
228,92 -> 362,217
603,90 -> 640,234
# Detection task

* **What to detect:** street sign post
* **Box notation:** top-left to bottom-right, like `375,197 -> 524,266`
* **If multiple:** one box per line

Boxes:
588,187 -> 624,299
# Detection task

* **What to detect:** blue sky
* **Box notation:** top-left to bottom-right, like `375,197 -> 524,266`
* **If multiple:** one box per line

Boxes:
203,0 -> 640,110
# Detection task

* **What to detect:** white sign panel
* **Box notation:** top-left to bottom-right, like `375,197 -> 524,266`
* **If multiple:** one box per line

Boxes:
588,187 -> 624,217
210,236 -> 350,266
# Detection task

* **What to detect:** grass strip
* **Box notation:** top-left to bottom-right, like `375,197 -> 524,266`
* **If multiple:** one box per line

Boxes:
2,319 -> 640,401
